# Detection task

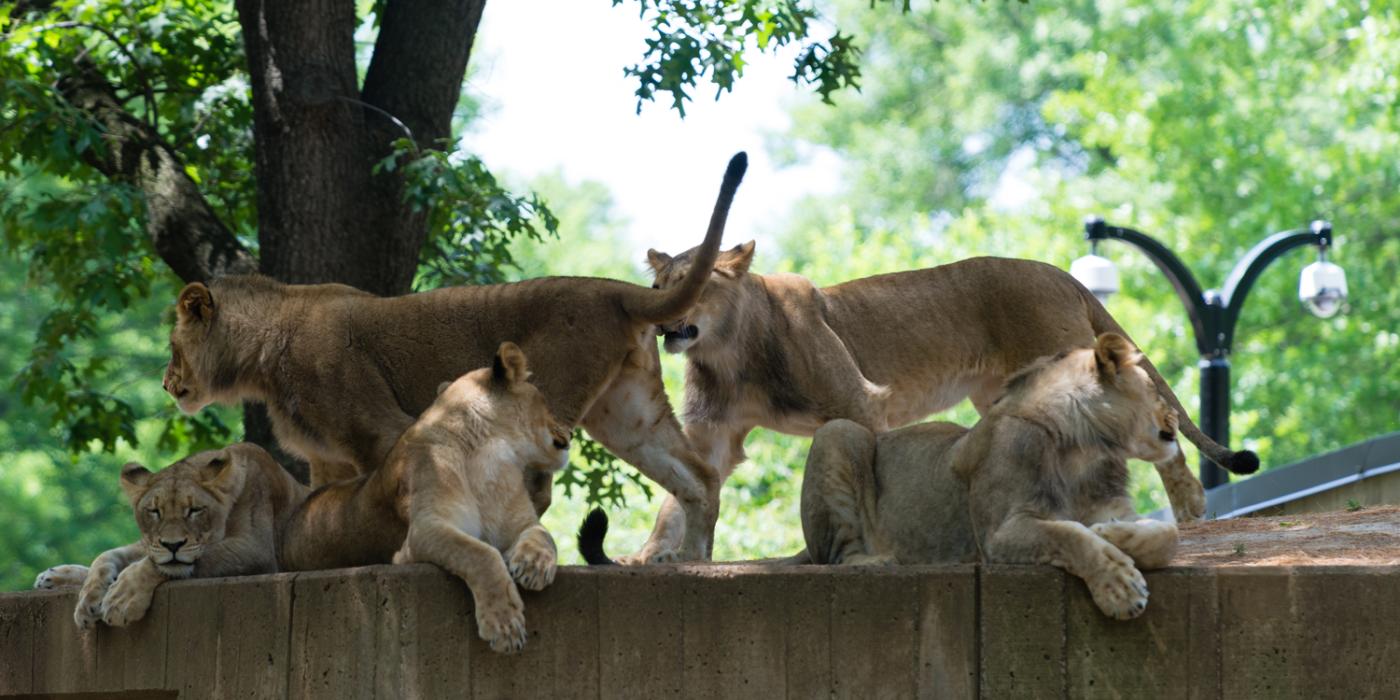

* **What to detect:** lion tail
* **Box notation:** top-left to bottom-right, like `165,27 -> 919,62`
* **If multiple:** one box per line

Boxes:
1080,284 -> 1260,476
621,152 -> 747,324
577,508 -> 617,566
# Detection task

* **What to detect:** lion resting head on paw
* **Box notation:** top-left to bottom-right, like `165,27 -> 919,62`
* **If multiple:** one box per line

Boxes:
801,333 -> 1181,619
44,444 -> 307,630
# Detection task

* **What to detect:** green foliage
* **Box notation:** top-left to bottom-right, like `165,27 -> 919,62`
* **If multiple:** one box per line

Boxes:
377,138 -> 560,288
617,0 -> 863,114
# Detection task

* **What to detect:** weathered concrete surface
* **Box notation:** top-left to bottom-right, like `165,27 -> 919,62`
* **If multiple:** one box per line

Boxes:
4,511 -> 1400,698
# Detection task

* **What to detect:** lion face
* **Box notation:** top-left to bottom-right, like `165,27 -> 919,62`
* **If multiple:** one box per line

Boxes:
163,282 -> 219,414
449,342 -> 572,473
647,241 -> 755,355
1088,334 -> 1180,465
120,447 -> 247,578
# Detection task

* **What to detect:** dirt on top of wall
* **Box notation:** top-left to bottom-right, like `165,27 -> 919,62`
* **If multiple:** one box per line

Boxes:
1174,506 -> 1400,567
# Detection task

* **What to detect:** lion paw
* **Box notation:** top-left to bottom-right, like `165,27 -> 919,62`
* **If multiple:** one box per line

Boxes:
475,587 -> 528,654
100,571 -> 156,628
1171,481 -> 1207,522
36,564 -> 89,591
507,538 -> 557,592
1086,549 -> 1149,620
613,543 -> 681,566
73,566 -> 119,629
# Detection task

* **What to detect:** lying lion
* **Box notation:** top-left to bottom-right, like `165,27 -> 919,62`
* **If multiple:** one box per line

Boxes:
162,153 -> 747,562
279,342 -> 571,653
34,443 -> 308,629
41,345 -> 568,651
800,334 -> 1180,619
637,243 -> 1256,555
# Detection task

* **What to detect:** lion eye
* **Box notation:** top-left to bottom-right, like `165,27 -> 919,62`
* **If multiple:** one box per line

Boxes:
187,506 -> 205,518
147,508 -> 161,520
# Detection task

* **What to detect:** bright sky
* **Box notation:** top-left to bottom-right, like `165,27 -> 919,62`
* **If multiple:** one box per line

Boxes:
460,1 -> 844,260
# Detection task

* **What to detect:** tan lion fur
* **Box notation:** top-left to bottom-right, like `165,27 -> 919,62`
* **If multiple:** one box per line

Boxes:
39,444 -> 308,629
800,334 -> 1181,619
277,342 -> 571,653
639,245 -> 1256,554
163,153 -> 748,561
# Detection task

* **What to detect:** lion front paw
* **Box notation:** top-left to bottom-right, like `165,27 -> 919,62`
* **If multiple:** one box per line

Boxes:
100,571 -> 157,628
475,586 -> 528,654
36,564 -> 90,591
73,566 -> 119,630
1085,548 -> 1149,620
506,538 -> 556,592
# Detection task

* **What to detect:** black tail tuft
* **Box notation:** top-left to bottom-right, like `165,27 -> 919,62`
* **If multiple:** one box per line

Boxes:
1225,449 -> 1260,475
578,508 -> 616,566
725,151 -> 748,183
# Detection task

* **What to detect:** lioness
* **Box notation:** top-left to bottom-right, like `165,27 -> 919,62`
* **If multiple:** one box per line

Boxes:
638,244 -> 1257,554
799,334 -> 1180,619
272,343 -> 570,653
36,443 -> 308,629
163,153 -> 747,561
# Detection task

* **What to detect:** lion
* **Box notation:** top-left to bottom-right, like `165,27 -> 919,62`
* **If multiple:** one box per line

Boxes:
162,153 -> 748,562
635,243 -> 1257,556
798,334 -> 1180,619
34,443 -> 308,629
264,342 -> 570,653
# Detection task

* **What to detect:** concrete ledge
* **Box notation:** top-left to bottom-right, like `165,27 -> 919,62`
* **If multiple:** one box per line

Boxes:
3,562 -> 1399,699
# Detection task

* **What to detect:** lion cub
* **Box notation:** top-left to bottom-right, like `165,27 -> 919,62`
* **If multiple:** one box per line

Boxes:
801,334 -> 1180,620
36,444 -> 308,629
388,342 -> 571,654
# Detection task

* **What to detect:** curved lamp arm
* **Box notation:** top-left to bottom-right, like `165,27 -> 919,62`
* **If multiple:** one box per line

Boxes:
1084,216 -> 1212,355
1219,221 -> 1333,349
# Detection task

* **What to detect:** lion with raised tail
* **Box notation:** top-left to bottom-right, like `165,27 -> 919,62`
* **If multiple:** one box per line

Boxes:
162,153 -> 748,562
800,334 -> 1180,619
635,245 -> 1256,557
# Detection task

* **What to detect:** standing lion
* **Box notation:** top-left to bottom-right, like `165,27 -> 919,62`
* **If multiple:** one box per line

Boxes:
635,244 -> 1255,558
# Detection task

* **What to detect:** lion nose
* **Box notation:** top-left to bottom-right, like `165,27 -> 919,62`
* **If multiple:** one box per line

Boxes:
161,539 -> 186,554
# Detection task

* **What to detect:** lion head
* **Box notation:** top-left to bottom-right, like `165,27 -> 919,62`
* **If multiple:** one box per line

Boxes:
1001,332 -> 1180,465
437,341 -> 572,472
119,444 -> 265,578
646,240 -> 756,355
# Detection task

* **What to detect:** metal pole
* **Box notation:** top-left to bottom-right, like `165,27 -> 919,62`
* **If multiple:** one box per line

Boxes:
1198,357 -> 1231,489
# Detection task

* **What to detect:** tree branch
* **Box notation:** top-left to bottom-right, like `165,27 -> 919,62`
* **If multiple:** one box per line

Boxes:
57,58 -> 256,283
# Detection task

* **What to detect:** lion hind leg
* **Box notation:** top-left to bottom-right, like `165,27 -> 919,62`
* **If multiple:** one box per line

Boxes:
1091,519 -> 1178,570
800,420 -> 880,565
404,515 -> 527,654
987,515 -> 1149,621
581,375 -> 717,562
1154,451 -> 1207,522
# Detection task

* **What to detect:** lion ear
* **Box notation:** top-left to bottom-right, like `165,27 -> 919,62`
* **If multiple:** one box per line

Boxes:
176,282 -> 215,325
492,342 -> 530,386
119,463 -> 152,505
646,249 -> 672,272
436,381 -> 452,396
716,240 -> 756,275
1094,333 -> 1140,377
198,450 -> 241,493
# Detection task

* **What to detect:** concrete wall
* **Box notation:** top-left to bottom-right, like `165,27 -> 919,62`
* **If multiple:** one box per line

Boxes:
2,563 -> 1398,699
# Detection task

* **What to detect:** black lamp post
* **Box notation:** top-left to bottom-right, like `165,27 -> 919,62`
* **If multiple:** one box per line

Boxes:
1070,217 -> 1346,489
